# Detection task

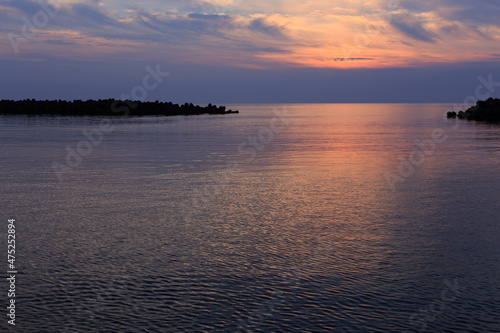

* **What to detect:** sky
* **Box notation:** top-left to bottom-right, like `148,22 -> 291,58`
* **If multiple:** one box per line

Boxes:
1,0 -> 500,103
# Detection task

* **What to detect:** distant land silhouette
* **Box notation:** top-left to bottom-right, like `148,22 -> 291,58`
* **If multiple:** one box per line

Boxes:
0,99 -> 239,116
447,97 -> 500,122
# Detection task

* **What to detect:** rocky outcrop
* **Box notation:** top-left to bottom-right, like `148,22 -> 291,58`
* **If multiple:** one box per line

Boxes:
447,98 -> 500,122
0,99 -> 239,116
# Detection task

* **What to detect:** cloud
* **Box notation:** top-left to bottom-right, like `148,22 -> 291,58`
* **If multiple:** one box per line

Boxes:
401,0 -> 500,29
248,18 -> 287,38
4,0 -> 44,15
70,3 -> 118,26
1,0 -> 500,69
390,13 -> 438,43
45,39 -> 77,45
323,57 -> 374,61
150,12 -> 238,35
0,0 -> 291,57
133,11 -> 288,40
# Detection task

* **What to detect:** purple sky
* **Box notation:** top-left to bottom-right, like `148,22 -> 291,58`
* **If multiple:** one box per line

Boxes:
1,0 -> 500,103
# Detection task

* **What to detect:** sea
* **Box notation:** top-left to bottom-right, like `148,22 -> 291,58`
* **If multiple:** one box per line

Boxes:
1,103 -> 499,332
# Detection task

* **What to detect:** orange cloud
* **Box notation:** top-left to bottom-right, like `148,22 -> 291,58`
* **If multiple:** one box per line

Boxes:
1,0 -> 499,69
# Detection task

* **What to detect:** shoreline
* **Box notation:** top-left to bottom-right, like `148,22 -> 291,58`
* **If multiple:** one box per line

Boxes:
0,99 -> 239,117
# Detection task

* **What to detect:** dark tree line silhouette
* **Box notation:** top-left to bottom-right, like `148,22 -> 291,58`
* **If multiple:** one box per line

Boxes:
447,97 -> 500,122
0,99 -> 239,116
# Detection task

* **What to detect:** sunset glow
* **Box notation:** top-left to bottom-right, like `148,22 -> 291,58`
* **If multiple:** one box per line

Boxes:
2,0 -> 500,68
1,0 -> 500,102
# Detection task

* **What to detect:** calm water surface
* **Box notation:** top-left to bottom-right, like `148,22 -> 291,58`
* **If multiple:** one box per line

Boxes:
1,104 -> 499,332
